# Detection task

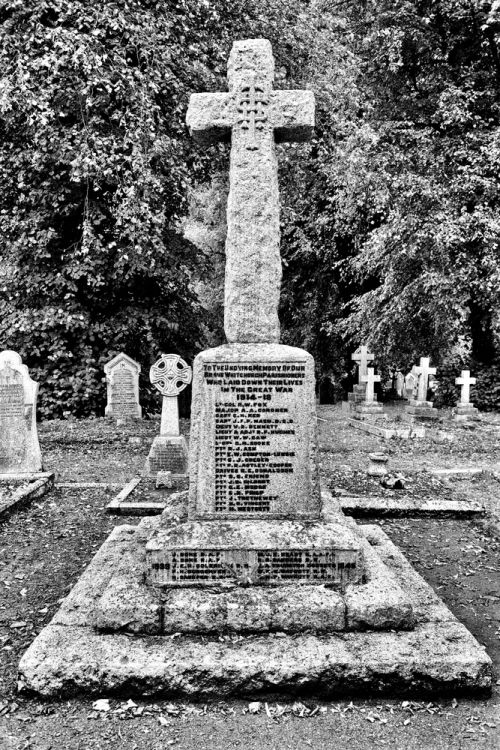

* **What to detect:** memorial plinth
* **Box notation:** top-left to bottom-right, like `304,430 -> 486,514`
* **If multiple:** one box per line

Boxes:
144,342 -> 364,588
189,344 -> 320,519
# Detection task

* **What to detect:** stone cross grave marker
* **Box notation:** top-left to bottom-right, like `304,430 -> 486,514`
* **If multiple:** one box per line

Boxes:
454,369 -> 478,421
150,354 -> 192,436
361,367 -> 380,403
104,353 -> 142,420
0,350 -> 42,473
456,370 -> 476,405
145,39 -> 363,591
187,38 -> 314,344
144,354 -> 192,478
351,345 -> 374,384
414,357 -> 437,403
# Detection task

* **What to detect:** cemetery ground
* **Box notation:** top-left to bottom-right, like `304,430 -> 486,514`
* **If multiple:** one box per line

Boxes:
0,407 -> 499,749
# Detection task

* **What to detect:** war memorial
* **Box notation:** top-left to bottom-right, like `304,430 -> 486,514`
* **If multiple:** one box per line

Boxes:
18,40 -> 491,698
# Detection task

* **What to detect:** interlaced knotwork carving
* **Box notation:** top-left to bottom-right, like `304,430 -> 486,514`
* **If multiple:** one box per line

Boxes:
149,354 -> 192,397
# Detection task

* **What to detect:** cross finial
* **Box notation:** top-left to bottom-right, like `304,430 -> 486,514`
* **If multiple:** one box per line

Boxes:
361,367 -> 381,403
455,369 -> 476,405
414,357 -> 437,402
186,39 -> 315,344
351,345 -> 374,384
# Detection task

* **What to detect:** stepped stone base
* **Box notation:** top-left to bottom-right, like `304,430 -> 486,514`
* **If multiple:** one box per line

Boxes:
93,509 -> 413,633
18,523 -> 492,698
453,404 -> 479,422
353,401 -> 385,418
406,401 -> 439,420
143,436 -> 188,476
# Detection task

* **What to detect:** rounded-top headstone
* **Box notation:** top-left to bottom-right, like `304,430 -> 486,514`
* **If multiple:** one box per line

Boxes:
149,354 -> 192,397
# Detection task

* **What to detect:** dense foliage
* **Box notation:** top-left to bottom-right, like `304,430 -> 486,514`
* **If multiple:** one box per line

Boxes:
0,0 -> 499,414
278,1 -> 500,403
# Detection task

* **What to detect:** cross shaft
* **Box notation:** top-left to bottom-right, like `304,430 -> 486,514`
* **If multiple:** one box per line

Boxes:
186,39 -> 314,344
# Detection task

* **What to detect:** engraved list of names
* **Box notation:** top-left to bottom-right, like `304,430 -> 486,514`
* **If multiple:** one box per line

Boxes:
202,360 -> 313,517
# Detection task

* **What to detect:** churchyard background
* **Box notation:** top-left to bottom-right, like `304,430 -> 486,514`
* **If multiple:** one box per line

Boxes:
1,1 -> 499,418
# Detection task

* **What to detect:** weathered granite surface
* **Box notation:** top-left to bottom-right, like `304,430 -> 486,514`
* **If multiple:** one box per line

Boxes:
186,39 -> 314,343
0,351 -> 42,473
93,504 -> 414,634
18,525 -> 492,698
188,343 -> 321,519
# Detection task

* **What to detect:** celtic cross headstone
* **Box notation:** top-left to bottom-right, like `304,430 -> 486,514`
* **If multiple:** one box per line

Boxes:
143,354 -> 192,482
149,354 -> 192,436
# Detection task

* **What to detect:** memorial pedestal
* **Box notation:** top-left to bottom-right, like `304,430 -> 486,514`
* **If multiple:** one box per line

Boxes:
453,404 -> 479,422
143,435 -> 189,476
406,400 -> 439,420
188,343 -> 321,520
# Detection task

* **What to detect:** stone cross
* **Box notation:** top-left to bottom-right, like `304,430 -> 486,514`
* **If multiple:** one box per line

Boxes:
351,345 -> 374,384
186,39 -> 314,344
361,367 -> 381,403
414,357 -> 436,402
456,370 -> 476,405
150,354 -> 192,436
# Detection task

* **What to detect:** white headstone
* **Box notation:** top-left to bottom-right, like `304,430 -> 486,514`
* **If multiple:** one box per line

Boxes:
104,353 -> 142,420
414,357 -> 437,403
0,350 -> 42,473
455,370 -> 476,406
351,345 -> 374,384
395,371 -> 405,398
361,367 -> 381,403
150,354 -> 192,436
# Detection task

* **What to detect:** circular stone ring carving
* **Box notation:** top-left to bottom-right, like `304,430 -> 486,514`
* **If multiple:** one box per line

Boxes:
149,354 -> 192,397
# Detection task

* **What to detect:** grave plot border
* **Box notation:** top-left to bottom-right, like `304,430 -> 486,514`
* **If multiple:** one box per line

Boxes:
339,496 -> 484,517
0,472 -> 55,520
348,417 -> 426,439
18,523 -> 492,699
105,475 -> 187,516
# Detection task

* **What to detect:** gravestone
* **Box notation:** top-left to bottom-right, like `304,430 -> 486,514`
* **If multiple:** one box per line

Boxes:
454,370 -> 478,421
0,351 -> 42,473
104,353 -> 142,420
348,345 -> 374,406
395,370 -> 405,398
404,369 -> 418,400
354,367 -> 384,417
144,354 -> 192,483
406,357 -> 438,420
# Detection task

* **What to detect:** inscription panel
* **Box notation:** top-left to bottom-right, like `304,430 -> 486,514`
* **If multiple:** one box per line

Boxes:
0,365 -> 29,471
148,548 -> 359,587
194,356 -> 319,518
110,366 -> 137,416
0,383 -> 24,418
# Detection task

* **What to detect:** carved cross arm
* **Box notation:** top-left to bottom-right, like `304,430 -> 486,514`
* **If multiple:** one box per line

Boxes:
186,92 -> 234,146
272,90 -> 315,143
